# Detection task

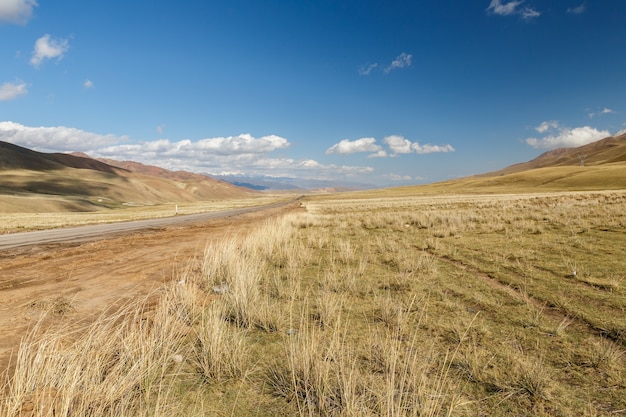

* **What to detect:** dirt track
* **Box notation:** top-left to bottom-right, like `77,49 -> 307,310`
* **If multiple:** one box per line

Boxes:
0,201 -> 302,372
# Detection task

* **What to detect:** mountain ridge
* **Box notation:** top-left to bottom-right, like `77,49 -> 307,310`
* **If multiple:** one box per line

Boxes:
0,141 -> 255,212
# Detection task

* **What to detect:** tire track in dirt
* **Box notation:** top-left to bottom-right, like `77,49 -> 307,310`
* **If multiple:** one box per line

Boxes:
424,247 -> 626,346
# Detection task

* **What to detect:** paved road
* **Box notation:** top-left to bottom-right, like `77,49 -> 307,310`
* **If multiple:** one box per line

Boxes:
0,199 -> 298,250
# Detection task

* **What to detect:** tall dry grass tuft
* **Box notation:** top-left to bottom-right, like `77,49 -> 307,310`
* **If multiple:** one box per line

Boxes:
1,290 -> 189,417
192,302 -> 249,383
268,319 -> 369,416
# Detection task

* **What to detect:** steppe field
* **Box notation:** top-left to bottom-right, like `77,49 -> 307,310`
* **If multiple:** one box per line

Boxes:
2,190 -> 625,416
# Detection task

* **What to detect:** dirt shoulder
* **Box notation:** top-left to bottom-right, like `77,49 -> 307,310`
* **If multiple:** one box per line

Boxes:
0,201 -> 302,373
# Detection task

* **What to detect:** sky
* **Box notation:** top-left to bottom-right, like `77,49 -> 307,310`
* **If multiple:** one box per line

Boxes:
1,0 -> 625,187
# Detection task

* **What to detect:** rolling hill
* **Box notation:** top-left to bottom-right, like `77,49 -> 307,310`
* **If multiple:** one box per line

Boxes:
411,131 -> 626,194
345,131 -> 626,198
0,141 -> 255,212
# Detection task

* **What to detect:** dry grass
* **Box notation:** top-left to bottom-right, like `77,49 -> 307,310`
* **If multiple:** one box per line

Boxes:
2,190 -> 626,415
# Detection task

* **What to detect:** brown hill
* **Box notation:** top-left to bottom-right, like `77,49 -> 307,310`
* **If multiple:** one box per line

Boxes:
92,157 -> 213,182
484,131 -> 626,177
0,141 -> 254,212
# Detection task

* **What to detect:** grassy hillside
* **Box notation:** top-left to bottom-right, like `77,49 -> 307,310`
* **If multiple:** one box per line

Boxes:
359,133 -> 626,198
0,141 -> 254,212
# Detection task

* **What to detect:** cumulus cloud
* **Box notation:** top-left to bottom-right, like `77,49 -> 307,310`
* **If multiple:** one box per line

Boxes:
0,121 -> 127,152
535,120 -> 559,133
30,34 -> 69,67
97,134 -> 290,161
368,150 -> 388,158
0,81 -> 27,100
383,135 -> 455,156
384,135 -> 413,155
98,146 -> 374,180
0,121 -> 378,183
325,137 -> 382,155
526,121 -> 610,149
567,4 -> 586,14
83,79 -> 94,89
413,143 -> 455,154
487,0 -> 540,20
0,0 -> 37,25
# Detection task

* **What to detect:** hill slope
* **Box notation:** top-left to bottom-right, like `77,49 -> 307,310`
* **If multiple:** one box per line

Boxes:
425,131 -> 626,193
366,132 -> 626,197
0,141 -> 254,212
484,131 -> 626,176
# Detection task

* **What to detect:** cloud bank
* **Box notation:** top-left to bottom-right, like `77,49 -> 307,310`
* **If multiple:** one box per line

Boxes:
0,121 -> 126,152
0,81 -> 27,101
31,34 -> 70,67
0,121 -> 374,181
0,0 -> 37,25
526,121 -> 610,149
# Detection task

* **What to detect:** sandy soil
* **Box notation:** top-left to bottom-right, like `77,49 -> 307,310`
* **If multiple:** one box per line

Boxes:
0,201 -> 301,373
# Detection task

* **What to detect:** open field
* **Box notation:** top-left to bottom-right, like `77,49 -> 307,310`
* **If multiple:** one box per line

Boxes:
1,190 -> 625,416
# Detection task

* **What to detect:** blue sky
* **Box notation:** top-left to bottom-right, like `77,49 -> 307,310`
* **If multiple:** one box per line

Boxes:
1,0 -> 625,187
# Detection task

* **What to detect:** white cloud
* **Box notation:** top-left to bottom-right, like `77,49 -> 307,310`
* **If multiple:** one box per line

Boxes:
30,34 -> 69,67
97,134 -> 290,161
325,137 -> 381,155
588,107 -> 615,118
487,0 -> 540,20
412,143 -> 455,154
383,135 -> 455,156
358,63 -> 378,76
535,120 -> 559,133
388,174 -> 413,181
384,53 -> 412,73
368,150 -> 388,158
359,53 -> 412,76
0,0 -> 37,25
0,81 -> 27,100
526,123 -> 610,149
0,121 -> 126,152
521,7 -> 541,20
84,79 -> 94,89
487,0 -> 523,16
0,121 -> 379,183
384,135 -> 413,155
567,4 -> 586,14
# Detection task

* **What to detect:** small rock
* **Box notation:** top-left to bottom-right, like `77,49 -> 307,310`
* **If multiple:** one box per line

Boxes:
212,283 -> 229,294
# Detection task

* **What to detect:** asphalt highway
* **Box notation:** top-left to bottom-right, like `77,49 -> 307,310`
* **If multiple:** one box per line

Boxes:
0,199 -> 297,251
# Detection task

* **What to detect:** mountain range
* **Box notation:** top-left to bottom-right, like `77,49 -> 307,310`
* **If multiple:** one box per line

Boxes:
1,130 -> 625,211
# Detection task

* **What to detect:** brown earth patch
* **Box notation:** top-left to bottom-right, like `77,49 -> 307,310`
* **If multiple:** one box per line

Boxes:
0,201 -> 302,373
